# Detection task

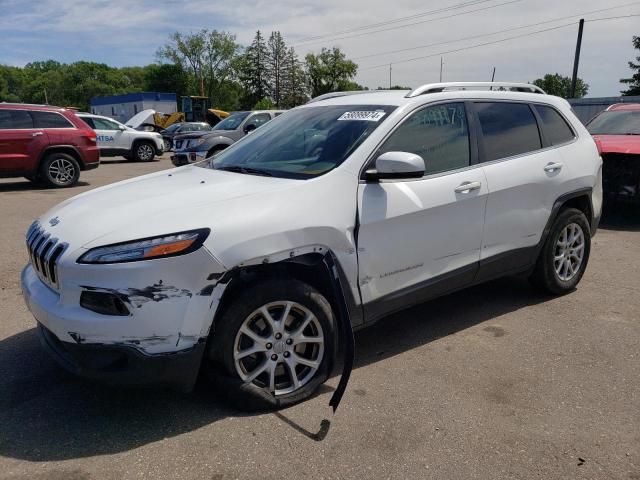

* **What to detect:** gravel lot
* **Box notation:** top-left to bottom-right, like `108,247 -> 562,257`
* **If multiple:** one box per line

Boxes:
1,155 -> 638,480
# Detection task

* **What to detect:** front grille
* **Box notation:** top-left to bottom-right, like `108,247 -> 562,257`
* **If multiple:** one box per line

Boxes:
26,222 -> 68,290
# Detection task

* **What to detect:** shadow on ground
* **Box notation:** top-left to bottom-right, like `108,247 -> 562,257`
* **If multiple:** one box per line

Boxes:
0,181 -> 90,193
0,277 -> 549,461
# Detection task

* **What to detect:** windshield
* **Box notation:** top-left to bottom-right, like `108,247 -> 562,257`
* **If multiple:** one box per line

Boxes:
197,105 -> 396,179
587,111 -> 640,135
213,112 -> 250,130
164,123 -> 182,133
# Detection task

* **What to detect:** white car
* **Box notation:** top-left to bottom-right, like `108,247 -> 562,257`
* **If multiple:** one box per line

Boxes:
77,113 -> 164,162
22,82 -> 602,410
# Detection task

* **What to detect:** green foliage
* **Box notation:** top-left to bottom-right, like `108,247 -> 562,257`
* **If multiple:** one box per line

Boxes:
621,36 -> 640,96
377,85 -> 411,90
157,29 -> 240,99
0,30 -> 361,115
237,31 -> 270,107
253,97 -> 275,110
305,47 -> 358,98
532,73 -> 588,98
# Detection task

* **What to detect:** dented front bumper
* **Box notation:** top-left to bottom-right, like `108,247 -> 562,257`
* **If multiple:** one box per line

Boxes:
21,245 -> 227,388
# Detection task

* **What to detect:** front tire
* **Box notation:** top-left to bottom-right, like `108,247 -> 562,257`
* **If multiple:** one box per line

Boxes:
133,142 -> 155,162
39,153 -> 80,188
206,279 -> 335,411
530,208 -> 591,295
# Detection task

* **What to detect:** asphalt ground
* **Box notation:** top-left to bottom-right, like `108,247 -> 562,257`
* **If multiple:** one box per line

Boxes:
1,155 -> 638,480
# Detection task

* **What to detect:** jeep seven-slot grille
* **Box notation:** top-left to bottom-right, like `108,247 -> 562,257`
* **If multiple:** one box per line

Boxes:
26,223 -> 67,289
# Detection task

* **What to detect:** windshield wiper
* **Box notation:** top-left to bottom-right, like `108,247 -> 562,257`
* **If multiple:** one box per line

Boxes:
216,165 -> 273,177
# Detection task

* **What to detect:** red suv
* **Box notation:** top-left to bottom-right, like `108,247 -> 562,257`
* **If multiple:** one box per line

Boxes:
0,103 -> 100,188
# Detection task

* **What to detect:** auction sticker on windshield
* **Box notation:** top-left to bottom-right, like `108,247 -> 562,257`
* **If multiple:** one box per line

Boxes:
337,111 -> 387,122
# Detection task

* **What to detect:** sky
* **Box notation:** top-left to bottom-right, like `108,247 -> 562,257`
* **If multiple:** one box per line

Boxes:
0,0 -> 638,97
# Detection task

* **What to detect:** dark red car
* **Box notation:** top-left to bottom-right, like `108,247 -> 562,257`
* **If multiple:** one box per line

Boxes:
587,103 -> 640,203
0,103 -> 100,188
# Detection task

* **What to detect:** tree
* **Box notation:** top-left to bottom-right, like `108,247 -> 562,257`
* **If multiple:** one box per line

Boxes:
281,47 -> 308,108
532,73 -> 588,98
266,31 -> 288,107
305,47 -> 358,98
253,97 -> 275,110
621,36 -> 640,96
237,31 -> 270,107
144,63 -> 190,99
157,30 -> 240,100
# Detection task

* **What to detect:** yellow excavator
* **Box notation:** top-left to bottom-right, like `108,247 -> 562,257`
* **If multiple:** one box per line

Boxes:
151,97 -> 230,129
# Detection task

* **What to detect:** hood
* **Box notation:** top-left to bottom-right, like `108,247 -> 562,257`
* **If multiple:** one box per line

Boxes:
126,109 -> 156,128
38,166 -> 297,251
592,134 -> 640,155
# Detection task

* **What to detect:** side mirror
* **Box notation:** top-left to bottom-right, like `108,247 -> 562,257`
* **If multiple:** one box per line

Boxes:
365,151 -> 425,181
244,124 -> 257,134
118,125 -> 126,131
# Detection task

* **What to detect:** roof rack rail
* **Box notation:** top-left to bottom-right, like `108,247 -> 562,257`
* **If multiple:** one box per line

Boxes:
406,82 -> 545,98
307,89 -> 407,104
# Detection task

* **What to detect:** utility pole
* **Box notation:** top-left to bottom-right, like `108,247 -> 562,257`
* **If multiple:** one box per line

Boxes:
43,87 -> 48,104
491,67 -> 496,82
570,19 -> 585,98
439,57 -> 444,82
389,63 -> 392,89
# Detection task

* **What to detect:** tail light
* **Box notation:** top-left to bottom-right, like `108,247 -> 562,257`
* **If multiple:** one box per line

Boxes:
85,129 -> 97,142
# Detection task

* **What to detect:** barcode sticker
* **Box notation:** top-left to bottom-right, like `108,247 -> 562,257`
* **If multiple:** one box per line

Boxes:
337,111 -> 386,122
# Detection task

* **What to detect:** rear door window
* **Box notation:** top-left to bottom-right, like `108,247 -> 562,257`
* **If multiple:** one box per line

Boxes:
475,102 -> 542,161
31,111 -> 74,129
0,110 -> 34,129
534,105 -> 575,145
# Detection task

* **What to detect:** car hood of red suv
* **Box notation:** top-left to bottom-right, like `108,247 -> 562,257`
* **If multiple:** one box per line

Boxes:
592,134 -> 640,155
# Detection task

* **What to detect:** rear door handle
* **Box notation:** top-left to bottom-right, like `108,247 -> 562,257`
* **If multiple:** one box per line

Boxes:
31,131 -> 44,137
544,162 -> 563,173
454,181 -> 482,194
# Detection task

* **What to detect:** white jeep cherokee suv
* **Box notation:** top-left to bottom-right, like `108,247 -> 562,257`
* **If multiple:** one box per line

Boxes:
78,113 -> 164,162
22,83 -> 602,410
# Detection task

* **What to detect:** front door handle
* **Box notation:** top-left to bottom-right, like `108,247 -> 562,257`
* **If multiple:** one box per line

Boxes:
31,131 -> 44,137
544,162 -> 563,173
455,181 -> 482,194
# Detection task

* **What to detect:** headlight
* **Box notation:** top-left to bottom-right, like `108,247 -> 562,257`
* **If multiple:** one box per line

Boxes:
78,229 -> 210,264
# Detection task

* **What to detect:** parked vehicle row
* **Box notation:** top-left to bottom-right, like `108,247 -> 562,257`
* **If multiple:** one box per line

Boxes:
21,83 -> 603,410
170,110 -> 284,166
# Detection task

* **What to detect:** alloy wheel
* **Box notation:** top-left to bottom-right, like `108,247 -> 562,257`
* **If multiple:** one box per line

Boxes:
554,222 -> 585,281
137,144 -> 153,161
48,158 -> 77,185
233,301 -> 325,395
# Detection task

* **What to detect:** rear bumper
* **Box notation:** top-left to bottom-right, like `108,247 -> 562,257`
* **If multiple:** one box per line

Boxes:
83,161 -> 100,171
38,323 -> 205,391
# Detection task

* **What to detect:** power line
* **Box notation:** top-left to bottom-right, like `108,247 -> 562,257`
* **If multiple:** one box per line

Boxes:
295,0 -> 499,43
293,0 -> 523,47
359,14 -> 640,71
359,22 -> 576,71
352,1 -> 640,61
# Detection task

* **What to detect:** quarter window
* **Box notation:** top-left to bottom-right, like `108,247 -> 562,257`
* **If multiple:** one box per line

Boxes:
476,102 -> 541,161
0,110 -> 34,129
31,111 -> 74,128
535,105 -> 575,145
377,102 -> 470,175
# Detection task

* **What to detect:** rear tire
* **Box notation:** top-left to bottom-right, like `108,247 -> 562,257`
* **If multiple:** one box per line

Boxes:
133,142 -> 155,162
205,279 -> 335,411
529,208 -> 591,295
39,153 -> 80,188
